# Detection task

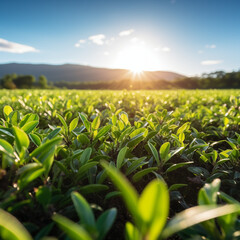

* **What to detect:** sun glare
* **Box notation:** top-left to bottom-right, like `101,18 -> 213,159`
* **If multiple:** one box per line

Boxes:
115,41 -> 161,74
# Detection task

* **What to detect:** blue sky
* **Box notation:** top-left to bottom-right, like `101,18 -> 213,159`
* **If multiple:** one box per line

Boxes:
0,0 -> 240,75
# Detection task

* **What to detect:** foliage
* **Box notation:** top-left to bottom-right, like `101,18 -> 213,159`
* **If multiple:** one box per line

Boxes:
0,89 -> 240,239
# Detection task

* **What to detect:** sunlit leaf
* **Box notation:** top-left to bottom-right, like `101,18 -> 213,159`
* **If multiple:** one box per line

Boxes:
0,209 -> 32,240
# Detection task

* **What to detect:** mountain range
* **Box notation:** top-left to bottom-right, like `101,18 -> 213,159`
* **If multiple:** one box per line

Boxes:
0,63 -> 185,82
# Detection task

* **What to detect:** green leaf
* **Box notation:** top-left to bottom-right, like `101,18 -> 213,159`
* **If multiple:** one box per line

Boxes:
79,184 -> 109,195
0,127 -> 14,138
188,166 -> 210,178
198,178 -> 220,205
69,117 -> 79,132
54,160 -> 69,175
125,157 -> 147,176
30,137 -> 62,158
219,191 -> 240,204
166,161 -> 193,173
92,116 -> 101,130
95,125 -> 111,140
17,162 -> 42,176
77,133 -> 90,145
120,112 -> 129,125
104,191 -> 121,201
127,132 -> 145,149
148,141 -> 160,166
130,128 -> 148,138
160,142 -> 170,162
52,214 -> 92,240
101,161 -> 140,225
112,115 -> 117,125
18,168 -> 45,189
34,223 -> 54,240
0,139 -> 14,156
77,161 -> 98,180
132,167 -> 158,182
13,126 -> 30,153
169,184 -> 188,191
21,121 -> 39,134
0,209 -> 32,240
46,128 -> 61,140
162,204 -> 240,239
80,147 -> 92,165
71,192 -> 96,227
29,133 -> 41,146
138,179 -> 169,239
79,112 -> 91,132
177,122 -> 190,135
96,208 -> 117,240
125,222 -> 141,240
57,113 -> 68,134
170,147 -> 184,158
116,146 -> 128,169
19,113 -> 39,128
9,111 -> 20,126
3,105 -> 13,121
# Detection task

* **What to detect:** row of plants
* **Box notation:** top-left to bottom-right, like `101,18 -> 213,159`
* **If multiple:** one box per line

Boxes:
0,89 -> 240,239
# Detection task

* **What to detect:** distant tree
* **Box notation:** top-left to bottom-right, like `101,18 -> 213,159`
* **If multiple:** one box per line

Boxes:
1,74 -> 17,89
13,75 -> 35,88
38,75 -> 48,88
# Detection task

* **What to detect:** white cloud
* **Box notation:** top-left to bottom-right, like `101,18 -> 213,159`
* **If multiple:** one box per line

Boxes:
104,51 -> 109,56
75,39 -> 86,48
89,34 -> 106,45
119,29 -> 134,36
162,47 -> 171,52
201,60 -> 223,65
0,38 -> 38,53
205,44 -> 216,49
105,37 -> 115,45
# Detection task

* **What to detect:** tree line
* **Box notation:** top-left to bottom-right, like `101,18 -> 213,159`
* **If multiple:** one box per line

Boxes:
0,74 -> 48,89
1,70 -> 240,90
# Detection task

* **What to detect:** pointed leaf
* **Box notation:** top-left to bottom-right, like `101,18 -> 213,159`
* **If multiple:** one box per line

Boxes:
160,142 -> 170,162
96,208 -> 117,240
162,204 -> 240,239
101,161 -> 140,224
21,121 -> 39,134
116,146 -> 128,169
138,179 -> 169,239
0,209 -> 32,240
71,192 -> 96,227
13,126 -> 29,153
148,141 -> 160,166
69,117 -> 79,132
52,214 -> 91,240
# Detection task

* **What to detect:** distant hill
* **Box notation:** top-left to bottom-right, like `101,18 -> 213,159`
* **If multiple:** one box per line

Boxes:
0,63 -> 185,82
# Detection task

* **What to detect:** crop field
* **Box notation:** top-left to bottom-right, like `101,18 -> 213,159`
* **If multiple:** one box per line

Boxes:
1,89 -> 240,240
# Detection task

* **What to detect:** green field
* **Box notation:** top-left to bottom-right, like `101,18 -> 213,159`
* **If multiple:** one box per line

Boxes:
1,89 -> 240,240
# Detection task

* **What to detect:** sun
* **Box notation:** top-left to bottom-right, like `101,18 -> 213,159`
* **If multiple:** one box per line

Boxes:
116,45 -> 146,74
115,42 -> 161,74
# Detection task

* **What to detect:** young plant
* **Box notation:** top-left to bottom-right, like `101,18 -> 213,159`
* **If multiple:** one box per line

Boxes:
53,191 -> 117,240
102,162 -> 240,240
